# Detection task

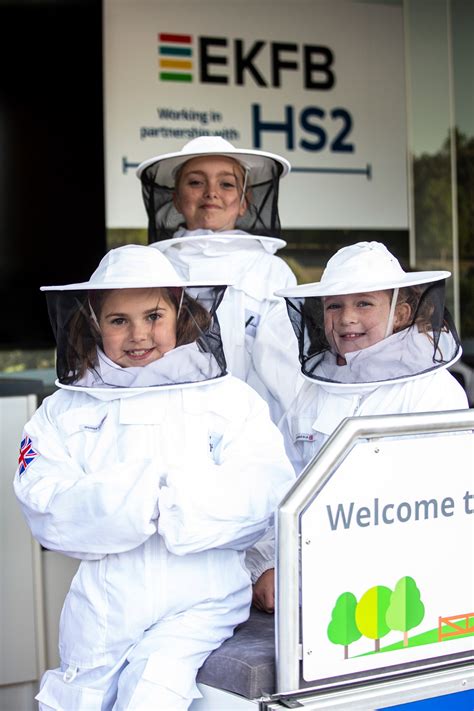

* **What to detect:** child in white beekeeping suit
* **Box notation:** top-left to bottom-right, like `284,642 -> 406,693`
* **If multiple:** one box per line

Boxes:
13,244 -> 295,711
136,136 -> 303,427
248,241 -> 469,614
278,241 -> 469,473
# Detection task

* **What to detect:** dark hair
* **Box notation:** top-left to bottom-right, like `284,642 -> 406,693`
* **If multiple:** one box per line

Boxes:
172,289 -> 211,345
63,302 -> 98,382
395,284 -> 444,334
62,287 -> 211,384
395,282 -> 451,361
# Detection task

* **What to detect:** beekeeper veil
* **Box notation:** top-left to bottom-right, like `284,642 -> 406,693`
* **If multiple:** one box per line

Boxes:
136,136 -> 291,241
41,244 -> 228,391
276,242 -> 462,386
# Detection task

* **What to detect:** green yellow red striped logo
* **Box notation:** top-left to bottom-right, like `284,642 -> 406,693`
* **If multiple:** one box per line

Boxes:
158,33 -> 193,82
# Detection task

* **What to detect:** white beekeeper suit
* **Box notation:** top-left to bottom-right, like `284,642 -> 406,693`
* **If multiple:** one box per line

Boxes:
14,245 -> 295,710
247,241 -> 469,586
277,241 -> 469,473
154,229 -> 299,425
137,136 -> 302,425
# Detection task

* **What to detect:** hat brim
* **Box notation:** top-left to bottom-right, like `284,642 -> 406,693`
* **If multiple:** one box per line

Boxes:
159,233 -> 287,253
275,270 -> 450,298
136,147 -> 290,187
40,279 -> 230,292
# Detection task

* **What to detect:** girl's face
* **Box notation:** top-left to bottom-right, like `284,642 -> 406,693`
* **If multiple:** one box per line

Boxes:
98,288 -> 177,367
173,156 -> 247,232
323,290 -> 393,362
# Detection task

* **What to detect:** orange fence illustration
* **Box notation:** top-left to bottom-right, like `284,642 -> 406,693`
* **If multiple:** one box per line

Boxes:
438,612 -> 474,642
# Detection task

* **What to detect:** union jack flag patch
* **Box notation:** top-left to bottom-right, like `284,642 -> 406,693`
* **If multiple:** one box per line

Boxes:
18,434 -> 39,477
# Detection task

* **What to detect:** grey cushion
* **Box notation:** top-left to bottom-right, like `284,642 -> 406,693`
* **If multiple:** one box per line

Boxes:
197,608 -> 276,699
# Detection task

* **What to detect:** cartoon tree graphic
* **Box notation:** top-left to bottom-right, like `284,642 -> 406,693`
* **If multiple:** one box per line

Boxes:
355,585 -> 392,652
327,592 -> 362,659
386,576 -> 425,647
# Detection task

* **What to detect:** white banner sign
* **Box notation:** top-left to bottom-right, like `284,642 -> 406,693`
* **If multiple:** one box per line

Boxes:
104,0 -> 408,230
300,432 -> 474,681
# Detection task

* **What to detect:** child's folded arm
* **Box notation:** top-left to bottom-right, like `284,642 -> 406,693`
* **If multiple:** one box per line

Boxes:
14,403 -> 160,557
158,396 -> 295,555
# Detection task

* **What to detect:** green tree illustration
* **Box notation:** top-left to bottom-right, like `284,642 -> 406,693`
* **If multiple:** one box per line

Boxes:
385,576 -> 425,647
327,592 -> 362,659
355,585 -> 392,652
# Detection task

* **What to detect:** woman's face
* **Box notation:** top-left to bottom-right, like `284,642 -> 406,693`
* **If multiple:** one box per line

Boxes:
323,290 -> 393,362
98,288 -> 177,367
173,156 -> 247,232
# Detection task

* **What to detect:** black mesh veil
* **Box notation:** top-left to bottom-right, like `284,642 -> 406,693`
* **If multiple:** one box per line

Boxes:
139,161 -> 283,242
284,280 -> 462,384
45,285 -> 228,388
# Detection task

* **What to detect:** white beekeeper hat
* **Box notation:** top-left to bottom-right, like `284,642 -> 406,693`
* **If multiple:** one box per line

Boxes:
136,135 -> 291,187
41,244 -> 230,390
40,244 -> 226,291
277,242 -> 461,387
276,242 -> 450,298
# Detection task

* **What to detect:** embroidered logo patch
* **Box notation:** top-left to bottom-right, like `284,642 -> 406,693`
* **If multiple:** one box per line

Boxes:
244,309 -> 261,338
209,432 -> 222,455
81,415 -> 107,432
18,435 -> 39,476
295,432 -> 315,442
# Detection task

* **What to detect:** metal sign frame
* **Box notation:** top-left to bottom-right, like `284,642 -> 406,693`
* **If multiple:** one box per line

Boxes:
275,408 -> 474,694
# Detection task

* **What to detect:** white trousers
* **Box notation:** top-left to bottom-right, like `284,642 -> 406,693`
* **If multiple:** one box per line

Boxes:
36,598 -> 249,710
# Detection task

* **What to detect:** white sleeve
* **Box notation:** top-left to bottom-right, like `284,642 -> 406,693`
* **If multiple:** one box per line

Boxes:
251,299 -> 303,416
277,406 -> 306,476
412,370 -> 469,411
245,526 -> 275,583
14,402 -> 160,558
158,391 -> 295,556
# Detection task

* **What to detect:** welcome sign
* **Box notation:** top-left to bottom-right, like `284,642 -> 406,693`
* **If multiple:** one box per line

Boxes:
104,0 -> 408,230
300,432 -> 474,681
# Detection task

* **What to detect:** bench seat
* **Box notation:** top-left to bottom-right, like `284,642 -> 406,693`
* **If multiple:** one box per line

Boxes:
197,608 -> 276,699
